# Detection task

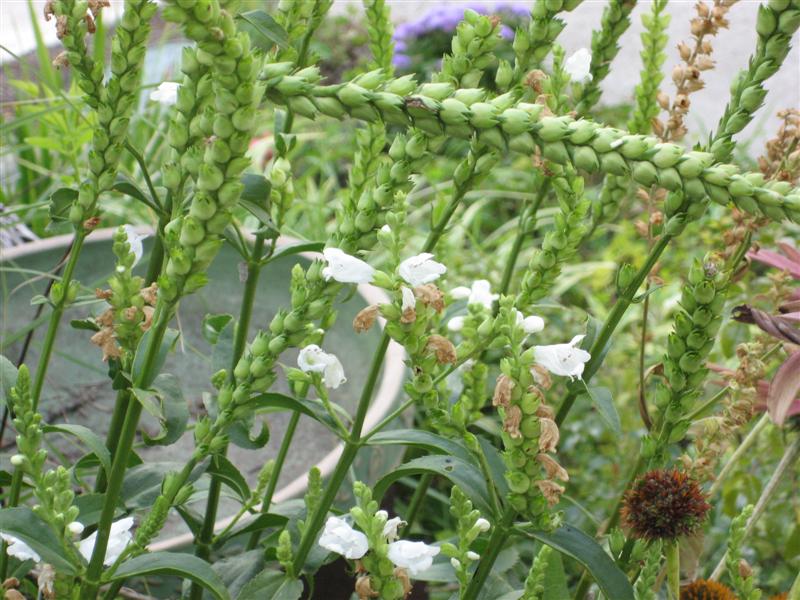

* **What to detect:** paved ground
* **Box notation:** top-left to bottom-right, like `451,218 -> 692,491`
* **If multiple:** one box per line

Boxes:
2,1 -> 798,152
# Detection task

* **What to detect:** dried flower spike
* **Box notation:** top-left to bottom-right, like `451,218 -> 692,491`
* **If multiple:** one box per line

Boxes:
680,579 -> 737,600
621,468 -> 710,541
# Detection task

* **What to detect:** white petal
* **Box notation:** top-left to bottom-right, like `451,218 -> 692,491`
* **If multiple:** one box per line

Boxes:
79,517 -> 134,566
298,345 -> 328,374
122,225 -> 146,267
398,253 -> 446,286
382,517 -> 405,541
322,248 -> 375,284
474,518 -> 491,532
468,280 -> 497,309
387,540 -> 440,576
1,532 -> 41,563
149,81 -> 179,105
521,315 -> 545,334
533,336 -> 591,380
447,316 -> 465,332
401,286 -> 416,311
318,516 -> 368,559
322,354 -> 347,389
565,48 -> 593,83
450,286 -> 471,299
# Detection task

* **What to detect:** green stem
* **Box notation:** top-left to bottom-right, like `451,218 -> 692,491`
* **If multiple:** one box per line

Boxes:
246,410 -> 301,550
499,183 -> 548,296
124,141 -> 162,214
404,473 -> 433,532
190,235 -> 266,600
665,540 -> 680,600
789,569 -> 800,600
555,233 -> 673,425
708,413 -> 770,498
291,333 -> 391,573
462,508 -> 516,600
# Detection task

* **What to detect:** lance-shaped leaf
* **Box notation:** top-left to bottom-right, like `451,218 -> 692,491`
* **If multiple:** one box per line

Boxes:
767,351 -> 800,426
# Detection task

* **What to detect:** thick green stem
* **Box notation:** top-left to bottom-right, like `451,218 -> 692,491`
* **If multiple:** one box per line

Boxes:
499,183 -> 548,296
462,508 -> 516,600
665,540 -> 680,600
556,233 -> 673,425
403,473 -> 433,532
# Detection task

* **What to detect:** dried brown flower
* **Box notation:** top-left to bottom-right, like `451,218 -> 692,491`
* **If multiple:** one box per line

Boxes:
414,284 -> 444,312
621,469 -> 710,541
503,404 -> 522,439
355,575 -> 378,599
426,334 -> 457,364
140,283 -> 158,305
492,374 -> 514,408
52,51 -> 70,69
538,418 -> 560,452
535,453 -> 569,481
55,14 -> 68,38
535,480 -> 565,507
353,304 -> 379,333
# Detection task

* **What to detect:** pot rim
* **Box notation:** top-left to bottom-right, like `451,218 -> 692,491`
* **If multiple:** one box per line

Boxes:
2,227 -> 405,551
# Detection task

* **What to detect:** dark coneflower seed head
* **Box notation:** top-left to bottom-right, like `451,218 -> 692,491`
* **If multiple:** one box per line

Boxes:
769,594 -> 788,600
680,579 -> 737,600
621,468 -> 710,541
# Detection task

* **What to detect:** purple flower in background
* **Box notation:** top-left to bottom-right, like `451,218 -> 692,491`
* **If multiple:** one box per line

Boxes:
393,54 -> 413,69
500,25 -> 515,40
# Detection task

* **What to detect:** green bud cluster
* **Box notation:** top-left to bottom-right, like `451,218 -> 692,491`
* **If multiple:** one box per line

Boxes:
575,0 -> 637,116
436,8 -> 501,88
633,540 -> 662,600
646,256 -> 729,463
521,545 -> 553,600
261,72 -> 800,224
519,166 -> 589,306
275,0 -> 333,63
439,486 -> 490,591
341,124 -> 387,232
157,1 -> 265,303
106,227 -> 152,354
512,0 -> 584,78
67,0 -> 157,226
725,504 -> 760,600
33,467 -> 81,544
495,297 -> 559,527
350,482 -> 407,600
710,0 -> 800,162
363,0 -> 395,72
591,173 -> 628,229
627,0 -> 669,135
52,1 -> 104,107
131,472 -> 194,554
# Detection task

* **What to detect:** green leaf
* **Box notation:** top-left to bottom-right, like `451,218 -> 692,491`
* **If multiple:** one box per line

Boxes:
49,187 -> 77,222
122,460 -> 208,509
266,241 -> 325,264
236,10 -> 290,50
202,313 -> 235,346
373,455 -> 493,516
542,550 -> 570,600
132,327 -> 179,388
578,385 -> 621,435
236,568 -> 302,600
245,392 -> 340,433
227,414 -> 270,450
217,513 -> 288,546
239,173 -> 278,238
72,493 -> 122,527
0,354 -> 18,409
112,552 -> 230,600
69,318 -> 100,332
0,507 -> 76,573
132,374 -> 189,446
366,429 -> 476,465
112,175 -> 160,213
207,454 -> 251,503
43,423 -> 111,475
523,524 -> 635,600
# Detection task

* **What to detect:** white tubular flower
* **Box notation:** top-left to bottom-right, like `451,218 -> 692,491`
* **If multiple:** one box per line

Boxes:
297,345 -> 347,389
122,225 -> 146,268
452,280 -> 497,308
474,518 -> 491,532
1,532 -> 41,563
79,517 -> 134,566
514,310 -> 545,335
382,517 -> 405,542
322,248 -> 375,284
533,335 -> 591,380
401,287 -> 416,311
67,521 -> 85,536
318,516 -> 368,559
388,540 -> 440,575
398,253 -> 446,286
466,551 -> 480,561
450,557 -> 461,570
565,48 -> 593,83
149,81 -> 179,105
447,316 -> 465,332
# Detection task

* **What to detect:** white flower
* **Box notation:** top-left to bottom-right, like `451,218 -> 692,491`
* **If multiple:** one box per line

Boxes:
451,280 -> 497,309
565,48 -> 593,83
451,557 -> 461,569
297,345 -> 347,389
533,335 -> 591,380
447,316 -> 465,332
322,248 -> 375,284
401,287 -> 416,311
1,532 -> 41,563
318,516 -> 368,559
398,253 -> 446,286
388,540 -> 440,575
382,517 -> 405,542
67,521 -> 85,536
514,310 -> 545,335
380,224 -> 391,234
79,517 -> 134,566
474,518 -> 491,532
122,225 -> 146,267
149,81 -> 179,105
466,551 -> 480,561
10,454 -> 24,466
